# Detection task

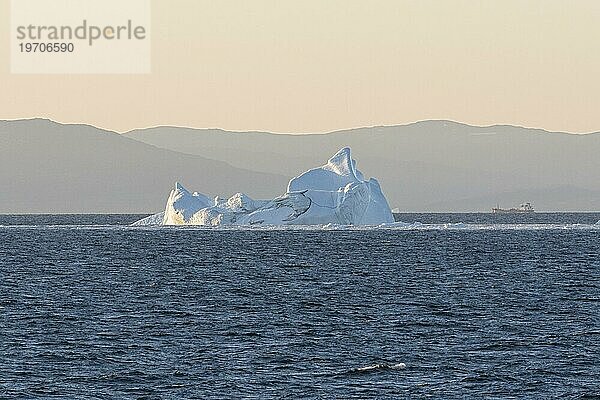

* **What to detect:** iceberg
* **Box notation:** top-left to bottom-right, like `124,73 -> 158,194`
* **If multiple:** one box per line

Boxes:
131,211 -> 165,226
134,147 -> 394,226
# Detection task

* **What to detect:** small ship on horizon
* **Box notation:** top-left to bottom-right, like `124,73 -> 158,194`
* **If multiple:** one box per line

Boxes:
491,202 -> 535,214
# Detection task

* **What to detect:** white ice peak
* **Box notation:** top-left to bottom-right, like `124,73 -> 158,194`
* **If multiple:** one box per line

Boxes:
287,147 -> 365,192
134,147 -> 394,226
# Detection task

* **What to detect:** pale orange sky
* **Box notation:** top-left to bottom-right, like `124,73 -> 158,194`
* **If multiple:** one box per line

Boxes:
1,0 -> 600,133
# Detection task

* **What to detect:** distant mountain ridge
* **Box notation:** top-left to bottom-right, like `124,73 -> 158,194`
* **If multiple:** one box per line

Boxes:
0,119 -> 288,213
1,118 -> 600,212
124,120 -> 600,212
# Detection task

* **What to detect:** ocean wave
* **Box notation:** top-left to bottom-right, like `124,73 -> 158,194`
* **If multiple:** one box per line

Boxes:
347,363 -> 406,374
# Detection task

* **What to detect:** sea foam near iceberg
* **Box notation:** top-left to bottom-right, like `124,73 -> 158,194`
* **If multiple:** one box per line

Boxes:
128,220 -> 600,231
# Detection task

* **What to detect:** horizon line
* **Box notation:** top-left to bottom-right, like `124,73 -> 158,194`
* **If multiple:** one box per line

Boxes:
1,116 -> 599,136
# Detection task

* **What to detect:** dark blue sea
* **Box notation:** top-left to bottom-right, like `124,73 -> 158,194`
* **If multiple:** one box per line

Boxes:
1,213 -> 599,399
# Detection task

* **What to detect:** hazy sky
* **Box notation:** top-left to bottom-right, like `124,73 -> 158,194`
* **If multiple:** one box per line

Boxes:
1,0 -> 599,133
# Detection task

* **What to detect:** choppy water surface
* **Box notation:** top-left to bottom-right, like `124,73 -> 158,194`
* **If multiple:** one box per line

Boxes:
1,214 -> 599,398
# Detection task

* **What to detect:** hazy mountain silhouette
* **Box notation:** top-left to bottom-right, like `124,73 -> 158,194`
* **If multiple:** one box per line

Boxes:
2,118 -> 600,213
0,119 -> 288,213
125,121 -> 600,212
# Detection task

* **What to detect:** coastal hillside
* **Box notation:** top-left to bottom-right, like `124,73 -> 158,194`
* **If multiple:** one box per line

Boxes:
126,121 -> 600,212
2,118 -> 600,212
0,119 -> 288,213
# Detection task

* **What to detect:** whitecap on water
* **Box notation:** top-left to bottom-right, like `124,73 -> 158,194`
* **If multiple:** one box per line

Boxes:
349,362 -> 406,374
443,222 -> 467,229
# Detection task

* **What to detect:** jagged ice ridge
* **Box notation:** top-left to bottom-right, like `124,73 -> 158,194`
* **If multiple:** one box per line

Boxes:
133,148 -> 394,226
